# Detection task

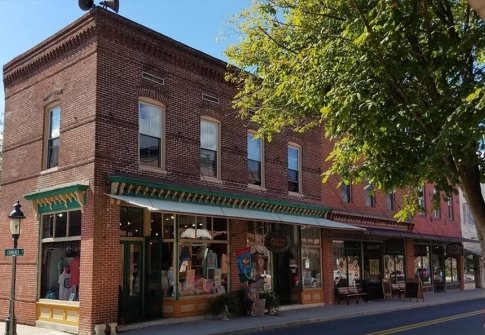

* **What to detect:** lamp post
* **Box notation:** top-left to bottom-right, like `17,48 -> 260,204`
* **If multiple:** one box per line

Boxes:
5,200 -> 25,335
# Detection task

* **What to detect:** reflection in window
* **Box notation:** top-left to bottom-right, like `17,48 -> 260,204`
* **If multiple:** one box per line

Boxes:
302,227 -> 321,289
139,101 -> 163,168
445,257 -> 458,283
414,245 -> 431,284
200,119 -> 219,178
332,241 -> 361,287
248,132 -> 262,186
120,207 -> 144,237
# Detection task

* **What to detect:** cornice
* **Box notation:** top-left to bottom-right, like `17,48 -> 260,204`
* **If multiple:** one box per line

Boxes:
3,14 -> 97,87
329,211 -> 414,230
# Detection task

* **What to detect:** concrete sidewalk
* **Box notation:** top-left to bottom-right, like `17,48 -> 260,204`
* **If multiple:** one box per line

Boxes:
1,289 -> 484,335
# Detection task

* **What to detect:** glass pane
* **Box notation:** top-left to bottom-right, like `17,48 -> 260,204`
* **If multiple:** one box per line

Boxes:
178,215 -> 196,239
162,213 -> 175,239
150,212 -> 162,238
139,102 -> 161,137
140,134 -> 160,167
68,211 -> 82,236
41,240 -> 80,300
200,148 -> 217,177
161,242 -> 175,297
55,212 -> 67,238
42,214 -> 54,239
302,248 -> 321,288
50,106 -> 60,138
47,138 -> 59,169
129,243 -> 141,296
149,105 -> 161,138
139,102 -> 150,134
201,120 -> 218,150
120,207 -> 144,237
288,146 -> 299,170
248,159 -> 261,185
212,217 -> 227,241
247,133 -> 261,161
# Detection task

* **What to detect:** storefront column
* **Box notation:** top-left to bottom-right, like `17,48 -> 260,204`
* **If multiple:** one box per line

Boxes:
457,255 -> 465,290
229,219 -> 248,292
405,238 -> 415,279
321,231 -> 333,304
78,189 -> 121,335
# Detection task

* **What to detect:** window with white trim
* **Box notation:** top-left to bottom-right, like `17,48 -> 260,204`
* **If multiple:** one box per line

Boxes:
341,182 -> 351,203
40,210 -> 81,301
200,118 -> 220,178
418,186 -> 426,215
288,144 -> 301,193
248,131 -> 263,186
386,191 -> 396,210
447,197 -> 454,220
433,188 -> 441,219
45,105 -> 60,170
364,181 -> 375,207
139,100 -> 164,168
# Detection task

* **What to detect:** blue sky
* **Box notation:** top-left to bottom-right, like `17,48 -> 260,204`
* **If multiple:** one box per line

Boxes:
0,0 -> 251,129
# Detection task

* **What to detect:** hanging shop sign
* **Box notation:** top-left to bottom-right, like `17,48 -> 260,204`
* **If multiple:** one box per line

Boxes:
264,231 -> 290,252
446,243 -> 464,257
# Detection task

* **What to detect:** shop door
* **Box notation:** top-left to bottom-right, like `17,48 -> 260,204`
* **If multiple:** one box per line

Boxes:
273,250 -> 292,304
120,241 -> 144,323
145,238 -> 163,319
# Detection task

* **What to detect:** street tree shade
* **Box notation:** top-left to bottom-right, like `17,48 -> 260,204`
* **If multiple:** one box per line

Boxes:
226,0 -> 485,252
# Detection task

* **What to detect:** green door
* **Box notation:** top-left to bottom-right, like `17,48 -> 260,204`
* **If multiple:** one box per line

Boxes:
120,241 -> 144,323
145,238 -> 163,319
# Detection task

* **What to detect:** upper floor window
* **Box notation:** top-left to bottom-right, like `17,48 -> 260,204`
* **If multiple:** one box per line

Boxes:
200,118 -> 220,179
387,191 -> 396,210
45,105 -> 60,170
139,100 -> 163,168
418,186 -> 426,215
288,144 -> 301,193
433,187 -> 441,219
341,183 -> 352,203
447,197 -> 454,220
364,181 -> 375,207
248,131 -> 263,186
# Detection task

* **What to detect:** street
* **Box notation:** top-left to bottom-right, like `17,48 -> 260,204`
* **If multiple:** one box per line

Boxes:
248,298 -> 485,335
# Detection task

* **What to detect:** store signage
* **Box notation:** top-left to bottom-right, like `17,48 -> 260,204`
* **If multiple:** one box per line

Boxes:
5,248 -> 24,256
446,243 -> 463,257
264,231 -> 289,252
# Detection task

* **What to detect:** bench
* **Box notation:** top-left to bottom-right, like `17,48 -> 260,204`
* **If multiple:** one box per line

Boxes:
336,286 -> 367,305
391,282 -> 406,299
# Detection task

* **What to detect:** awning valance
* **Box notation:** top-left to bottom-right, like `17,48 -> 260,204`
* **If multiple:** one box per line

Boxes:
108,194 -> 365,232
365,227 -> 479,243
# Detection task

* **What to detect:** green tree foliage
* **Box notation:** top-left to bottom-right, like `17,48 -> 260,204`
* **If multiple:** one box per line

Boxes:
226,0 -> 485,245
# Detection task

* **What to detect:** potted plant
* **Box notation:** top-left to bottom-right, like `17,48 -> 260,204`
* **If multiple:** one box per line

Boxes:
209,292 -> 240,320
259,291 -> 280,315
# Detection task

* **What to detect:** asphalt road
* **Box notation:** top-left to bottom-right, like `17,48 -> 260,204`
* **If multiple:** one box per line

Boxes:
248,298 -> 485,335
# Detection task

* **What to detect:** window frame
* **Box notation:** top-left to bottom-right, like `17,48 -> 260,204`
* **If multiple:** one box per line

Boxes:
288,143 -> 302,194
138,98 -> 166,172
433,188 -> 441,219
43,104 -> 61,171
247,130 -> 265,189
447,197 -> 454,220
418,186 -> 426,215
200,117 -> 221,181
386,191 -> 396,211
364,181 -> 376,207
341,182 -> 352,203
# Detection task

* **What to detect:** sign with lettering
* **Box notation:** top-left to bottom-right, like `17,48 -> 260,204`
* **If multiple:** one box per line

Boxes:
264,231 -> 289,252
5,249 -> 24,256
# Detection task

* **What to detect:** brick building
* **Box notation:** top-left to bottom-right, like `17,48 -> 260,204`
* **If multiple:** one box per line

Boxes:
0,7 -> 470,335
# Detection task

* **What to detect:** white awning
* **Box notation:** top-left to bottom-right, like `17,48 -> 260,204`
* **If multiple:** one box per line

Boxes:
108,194 -> 364,231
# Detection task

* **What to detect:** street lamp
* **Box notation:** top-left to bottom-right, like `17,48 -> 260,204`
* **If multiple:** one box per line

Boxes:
5,200 -> 25,335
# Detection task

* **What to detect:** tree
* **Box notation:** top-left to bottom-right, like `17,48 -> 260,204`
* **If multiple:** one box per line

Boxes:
226,0 -> 485,252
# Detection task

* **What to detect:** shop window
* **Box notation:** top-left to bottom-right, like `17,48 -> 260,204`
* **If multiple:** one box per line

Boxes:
464,255 -> 475,283
414,245 -> 431,284
332,240 -> 361,287
384,255 -> 404,282
40,210 -> 81,301
301,227 -> 321,289
445,257 -> 458,283
341,182 -> 351,203
364,181 -> 375,207
247,221 -> 269,244
178,242 -> 228,296
120,206 -> 144,237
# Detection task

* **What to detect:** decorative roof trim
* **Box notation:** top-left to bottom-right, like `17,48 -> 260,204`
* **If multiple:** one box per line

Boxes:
25,181 -> 90,214
329,211 -> 414,230
109,176 -> 329,218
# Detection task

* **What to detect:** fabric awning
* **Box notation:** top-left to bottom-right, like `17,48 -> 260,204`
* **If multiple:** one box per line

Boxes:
108,194 -> 365,231
365,227 -> 479,243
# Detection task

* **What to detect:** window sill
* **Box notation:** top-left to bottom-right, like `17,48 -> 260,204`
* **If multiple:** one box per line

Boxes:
37,299 -> 80,306
139,165 -> 167,174
248,184 -> 266,191
288,191 -> 303,198
200,176 -> 223,184
40,167 -> 59,175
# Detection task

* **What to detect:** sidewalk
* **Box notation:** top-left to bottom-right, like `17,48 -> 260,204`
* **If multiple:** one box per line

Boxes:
1,289 -> 484,335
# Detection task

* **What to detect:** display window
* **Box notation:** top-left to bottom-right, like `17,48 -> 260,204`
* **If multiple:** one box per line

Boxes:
333,240 -> 361,287
40,210 -> 81,301
301,227 -> 321,288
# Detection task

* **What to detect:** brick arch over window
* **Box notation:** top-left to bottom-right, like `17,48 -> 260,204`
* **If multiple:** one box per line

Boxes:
200,108 -> 222,122
137,87 -> 168,106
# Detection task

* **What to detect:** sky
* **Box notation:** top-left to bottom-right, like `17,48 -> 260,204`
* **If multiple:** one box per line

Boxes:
0,0 -> 251,129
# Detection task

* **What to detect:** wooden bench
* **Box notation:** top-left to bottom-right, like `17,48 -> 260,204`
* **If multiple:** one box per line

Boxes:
336,286 -> 367,305
391,282 -> 406,299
